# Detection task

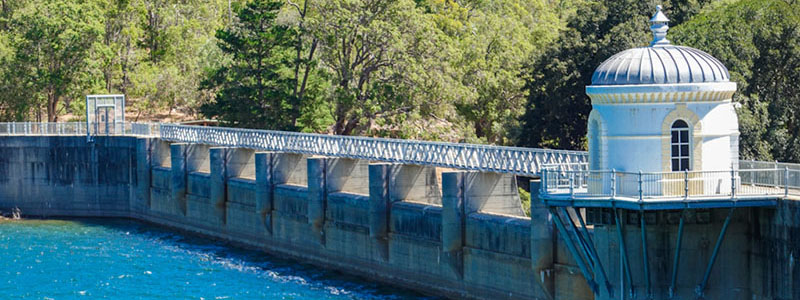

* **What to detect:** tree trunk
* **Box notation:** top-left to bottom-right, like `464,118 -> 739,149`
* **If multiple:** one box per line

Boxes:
47,92 -> 58,122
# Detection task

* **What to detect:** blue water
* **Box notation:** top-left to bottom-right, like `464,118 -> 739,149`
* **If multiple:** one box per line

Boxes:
0,219 -> 437,299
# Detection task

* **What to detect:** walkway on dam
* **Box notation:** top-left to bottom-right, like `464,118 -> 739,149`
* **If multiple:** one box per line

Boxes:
1,121 -> 797,208
0,121 -> 586,176
3,122 -> 800,300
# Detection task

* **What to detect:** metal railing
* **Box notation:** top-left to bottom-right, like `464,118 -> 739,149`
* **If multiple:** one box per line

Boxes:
542,167 -> 800,201
3,122 -> 797,185
740,159 -> 800,171
0,122 -> 588,176
0,122 -> 159,137
159,124 -> 587,176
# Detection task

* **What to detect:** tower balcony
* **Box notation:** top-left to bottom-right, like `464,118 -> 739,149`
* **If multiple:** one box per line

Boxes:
540,161 -> 800,210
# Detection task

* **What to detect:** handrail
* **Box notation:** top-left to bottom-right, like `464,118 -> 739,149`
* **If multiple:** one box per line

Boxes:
739,159 -> 800,170
0,121 -> 158,137
158,123 -> 587,176
1,122 -> 796,182
541,167 -> 800,200
0,121 -> 588,176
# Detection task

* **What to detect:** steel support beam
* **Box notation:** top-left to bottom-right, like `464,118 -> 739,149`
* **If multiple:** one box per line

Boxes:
669,210 -> 686,298
640,211 -> 651,299
550,207 -> 599,294
614,208 -> 634,299
561,207 -> 596,268
695,207 -> 736,299
572,207 -> 614,297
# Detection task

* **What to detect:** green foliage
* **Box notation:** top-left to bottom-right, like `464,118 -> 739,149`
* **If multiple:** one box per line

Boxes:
429,0 -> 563,144
308,0 -> 460,137
0,0 -> 233,122
518,187 -> 531,216
200,0 -> 298,130
126,0 -> 231,118
0,0 -> 104,122
517,0 -> 710,150
670,0 -> 800,162
0,0 -> 797,165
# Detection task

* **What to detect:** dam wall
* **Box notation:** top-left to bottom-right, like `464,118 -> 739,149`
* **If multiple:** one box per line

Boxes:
0,136 -> 135,217
8,136 -> 797,299
0,136 -> 592,300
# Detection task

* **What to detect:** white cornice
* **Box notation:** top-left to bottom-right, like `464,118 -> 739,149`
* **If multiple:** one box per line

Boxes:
586,82 -> 737,105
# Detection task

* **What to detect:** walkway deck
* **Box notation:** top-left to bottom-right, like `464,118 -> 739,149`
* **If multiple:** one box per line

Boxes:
0,121 -> 586,176
540,168 -> 800,210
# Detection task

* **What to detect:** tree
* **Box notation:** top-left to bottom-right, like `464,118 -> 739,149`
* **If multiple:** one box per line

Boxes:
126,0 -> 233,119
517,0 -> 708,150
308,0 -> 463,137
671,0 -> 800,163
200,0 -> 298,129
285,0 -> 317,105
139,0 -> 168,63
281,0 -> 333,133
5,0 -> 103,122
0,0 -> 23,29
0,31 -> 31,121
98,0 -> 136,93
425,0 -> 563,145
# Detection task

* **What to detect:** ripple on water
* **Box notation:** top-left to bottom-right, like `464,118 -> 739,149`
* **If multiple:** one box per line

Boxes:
0,219 -> 439,300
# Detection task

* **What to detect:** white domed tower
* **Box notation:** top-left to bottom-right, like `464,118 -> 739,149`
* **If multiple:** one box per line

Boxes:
585,6 -> 738,175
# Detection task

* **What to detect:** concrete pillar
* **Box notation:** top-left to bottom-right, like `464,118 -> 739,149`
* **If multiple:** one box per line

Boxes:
135,138 -> 151,213
255,152 -> 274,214
255,152 -> 274,234
209,147 -> 227,224
442,171 -> 466,252
368,163 -> 391,239
170,143 -> 187,215
441,171 -> 465,278
307,157 -> 326,234
530,179 -> 554,296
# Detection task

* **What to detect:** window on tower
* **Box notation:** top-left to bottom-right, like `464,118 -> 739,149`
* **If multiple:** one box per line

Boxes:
670,120 -> 690,171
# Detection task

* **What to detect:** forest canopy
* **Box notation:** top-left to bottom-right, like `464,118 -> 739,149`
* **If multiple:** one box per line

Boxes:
0,0 -> 797,162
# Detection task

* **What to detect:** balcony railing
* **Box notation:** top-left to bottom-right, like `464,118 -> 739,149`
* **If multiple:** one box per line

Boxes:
541,167 -> 800,201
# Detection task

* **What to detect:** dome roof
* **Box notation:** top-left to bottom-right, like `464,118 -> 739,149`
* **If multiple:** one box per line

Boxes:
590,6 -> 731,86
591,45 -> 730,85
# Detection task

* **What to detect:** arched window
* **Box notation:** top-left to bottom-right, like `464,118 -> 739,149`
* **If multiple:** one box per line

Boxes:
671,120 -> 690,171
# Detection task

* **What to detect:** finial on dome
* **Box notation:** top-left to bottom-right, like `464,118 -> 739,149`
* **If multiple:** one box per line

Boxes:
650,5 -> 671,46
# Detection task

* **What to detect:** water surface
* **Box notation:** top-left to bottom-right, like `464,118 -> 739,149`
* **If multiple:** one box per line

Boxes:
0,219 -> 436,299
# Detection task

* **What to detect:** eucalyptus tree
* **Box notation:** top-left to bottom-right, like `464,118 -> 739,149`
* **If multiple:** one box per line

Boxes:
308,0 -> 464,138
425,0 -> 562,144
3,0 -> 104,122
127,0 -> 231,118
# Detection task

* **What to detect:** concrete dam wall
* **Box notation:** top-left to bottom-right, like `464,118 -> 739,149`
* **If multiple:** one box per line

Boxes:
3,135 -> 800,300
0,136 -> 591,300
